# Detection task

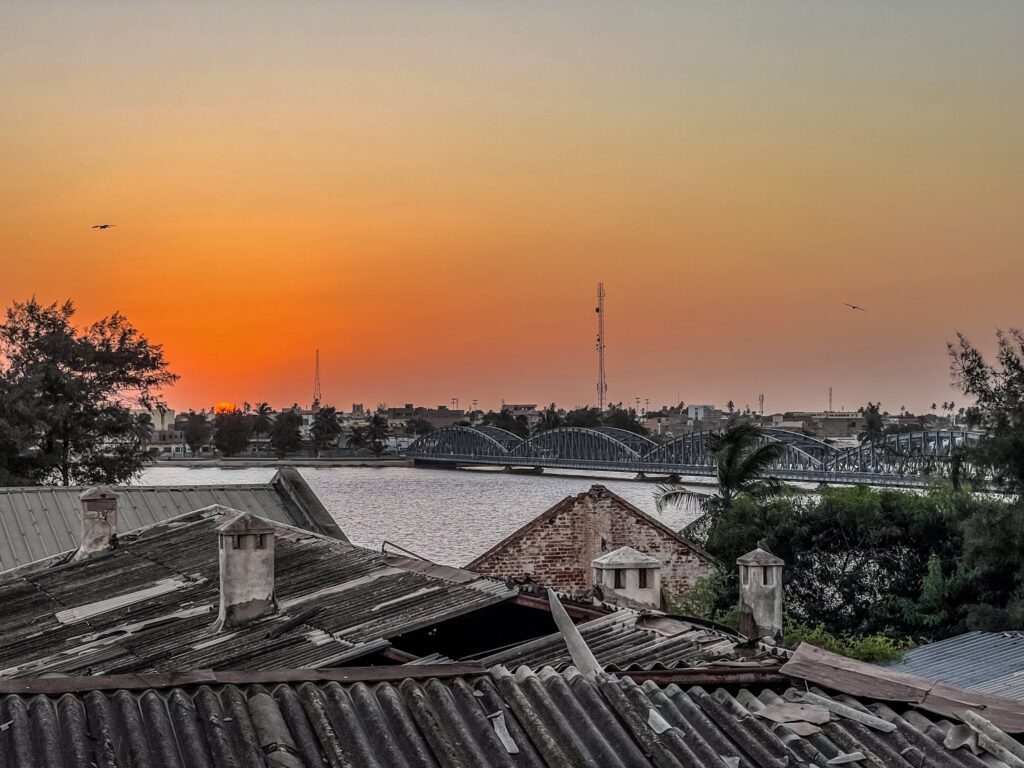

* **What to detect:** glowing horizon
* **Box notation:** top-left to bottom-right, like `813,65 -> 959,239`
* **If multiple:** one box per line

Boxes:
2,2 -> 1021,414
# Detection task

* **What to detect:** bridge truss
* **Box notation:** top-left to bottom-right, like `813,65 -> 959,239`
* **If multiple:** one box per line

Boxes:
406,426 -> 985,487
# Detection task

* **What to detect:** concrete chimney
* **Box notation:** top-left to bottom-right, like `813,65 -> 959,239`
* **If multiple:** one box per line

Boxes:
592,546 -> 662,609
74,486 -> 119,559
737,548 -> 784,643
213,513 -> 277,631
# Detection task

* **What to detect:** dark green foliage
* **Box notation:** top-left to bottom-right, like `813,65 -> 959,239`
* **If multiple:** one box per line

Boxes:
690,483 -> 1024,642
405,417 -> 435,437
270,410 -> 302,458
562,406 -> 602,429
311,406 -> 342,455
182,411 -> 212,456
251,402 -> 274,448
949,328 -> 1024,490
859,402 -> 885,444
481,410 -> 530,438
656,417 -> 785,526
0,298 -> 177,485
534,404 -> 562,433
601,403 -> 648,435
365,411 -> 391,456
213,411 -> 252,456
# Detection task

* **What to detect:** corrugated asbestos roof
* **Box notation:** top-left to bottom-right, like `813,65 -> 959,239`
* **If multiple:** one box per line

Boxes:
0,665 -> 1011,767
888,631 -> 1024,700
0,507 -> 515,677
475,610 -> 788,672
0,468 -> 346,571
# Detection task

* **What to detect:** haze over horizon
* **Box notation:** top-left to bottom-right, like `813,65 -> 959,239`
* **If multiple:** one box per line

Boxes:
2,2 -> 1021,413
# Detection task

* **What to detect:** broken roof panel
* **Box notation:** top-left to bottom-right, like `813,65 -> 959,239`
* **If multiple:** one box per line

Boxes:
475,610 -> 788,673
0,665 -> 1009,767
0,468 -> 346,570
0,506 -> 515,677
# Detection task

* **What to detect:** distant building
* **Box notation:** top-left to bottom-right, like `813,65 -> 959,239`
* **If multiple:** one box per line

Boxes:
466,485 -> 717,600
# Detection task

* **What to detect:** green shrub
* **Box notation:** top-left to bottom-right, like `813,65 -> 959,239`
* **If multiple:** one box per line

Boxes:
785,620 -> 913,663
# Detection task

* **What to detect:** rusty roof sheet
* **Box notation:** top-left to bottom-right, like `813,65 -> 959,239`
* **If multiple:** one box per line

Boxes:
475,610 -> 788,673
0,507 -> 515,677
0,665 -> 1010,767
0,468 -> 346,571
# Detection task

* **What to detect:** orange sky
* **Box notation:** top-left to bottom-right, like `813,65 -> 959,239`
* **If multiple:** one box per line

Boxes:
2,2 -> 1022,413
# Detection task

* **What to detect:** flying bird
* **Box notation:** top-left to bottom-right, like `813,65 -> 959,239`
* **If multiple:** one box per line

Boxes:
91,224 -> 116,229
844,303 -> 866,312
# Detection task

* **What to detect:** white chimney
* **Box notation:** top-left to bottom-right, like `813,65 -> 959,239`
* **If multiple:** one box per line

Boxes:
213,513 -> 277,631
74,486 -> 119,559
737,548 -> 784,643
592,546 -> 662,608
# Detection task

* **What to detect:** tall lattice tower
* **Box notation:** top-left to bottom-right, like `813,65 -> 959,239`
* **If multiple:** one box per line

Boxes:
595,282 -> 607,410
312,349 -> 322,410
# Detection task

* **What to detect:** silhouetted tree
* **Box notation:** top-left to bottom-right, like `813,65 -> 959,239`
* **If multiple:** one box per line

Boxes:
949,328 -> 1024,490
270,410 -> 303,458
311,406 -> 342,455
0,298 -> 177,485
252,402 -> 274,450
214,411 -> 252,456
533,403 -> 562,434
365,412 -> 391,456
182,412 -> 212,456
563,406 -> 602,429
602,402 -> 648,435
858,402 -> 885,444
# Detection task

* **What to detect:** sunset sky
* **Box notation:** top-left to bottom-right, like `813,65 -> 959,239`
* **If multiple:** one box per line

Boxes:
2,2 -> 1022,414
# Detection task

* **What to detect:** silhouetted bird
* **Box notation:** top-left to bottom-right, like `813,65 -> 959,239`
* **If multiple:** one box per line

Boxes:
91,224 -> 115,229
844,303 -> 866,311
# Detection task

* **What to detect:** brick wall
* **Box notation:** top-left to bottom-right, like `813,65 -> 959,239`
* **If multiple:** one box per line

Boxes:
471,486 -> 716,598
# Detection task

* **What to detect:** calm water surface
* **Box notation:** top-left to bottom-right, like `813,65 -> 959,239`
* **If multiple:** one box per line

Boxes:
139,466 -> 703,566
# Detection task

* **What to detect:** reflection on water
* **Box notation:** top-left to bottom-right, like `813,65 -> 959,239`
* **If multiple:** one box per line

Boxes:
139,465 -> 705,566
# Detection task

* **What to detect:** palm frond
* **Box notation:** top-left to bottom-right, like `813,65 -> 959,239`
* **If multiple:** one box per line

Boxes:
654,483 -> 714,513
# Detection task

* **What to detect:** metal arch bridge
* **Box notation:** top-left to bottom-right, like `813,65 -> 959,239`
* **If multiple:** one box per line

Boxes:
406,426 -> 985,487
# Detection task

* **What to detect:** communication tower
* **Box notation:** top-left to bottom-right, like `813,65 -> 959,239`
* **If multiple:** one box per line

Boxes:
595,283 -> 607,410
313,349 -> 322,410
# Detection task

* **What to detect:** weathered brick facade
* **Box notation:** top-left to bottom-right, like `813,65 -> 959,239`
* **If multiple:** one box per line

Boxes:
466,485 -> 717,598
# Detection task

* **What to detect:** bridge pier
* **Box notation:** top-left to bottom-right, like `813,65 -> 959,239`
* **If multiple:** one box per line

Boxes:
503,466 -> 544,475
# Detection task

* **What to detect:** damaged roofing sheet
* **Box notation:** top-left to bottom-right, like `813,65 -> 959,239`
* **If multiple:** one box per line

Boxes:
0,507 -> 515,677
0,665 -> 1014,767
475,609 -> 788,672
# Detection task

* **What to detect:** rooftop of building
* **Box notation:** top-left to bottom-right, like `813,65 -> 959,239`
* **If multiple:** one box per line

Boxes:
0,468 -> 345,571
0,505 -> 516,678
466,484 -> 718,571
0,658 -> 1018,767
471,609 -> 789,675
887,630 -> 1024,700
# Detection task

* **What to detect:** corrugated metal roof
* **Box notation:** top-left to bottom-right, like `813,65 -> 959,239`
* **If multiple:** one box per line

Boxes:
0,507 -> 515,677
475,610 -> 787,672
0,469 -> 345,571
0,665 -> 1007,767
889,631 -> 1024,700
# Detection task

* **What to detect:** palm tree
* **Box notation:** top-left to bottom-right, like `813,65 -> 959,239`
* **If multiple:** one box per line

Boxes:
365,412 -> 391,456
131,412 -> 155,456
252,402 -> 274,453
347,426 -> 367,453
311,406 -> 341,456
534,403 -> 562,434
655,417 -> 786,542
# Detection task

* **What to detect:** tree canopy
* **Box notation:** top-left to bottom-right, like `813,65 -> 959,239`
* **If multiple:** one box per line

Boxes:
0,298 -> 177,485
270,410 -> 303,458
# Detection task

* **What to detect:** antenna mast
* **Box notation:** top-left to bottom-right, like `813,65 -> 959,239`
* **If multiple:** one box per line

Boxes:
313,349 -> 322,408
595,282 -> 607,411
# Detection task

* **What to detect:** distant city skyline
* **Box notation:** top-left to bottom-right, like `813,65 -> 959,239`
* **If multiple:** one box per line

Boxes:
3,2 -> 1021,414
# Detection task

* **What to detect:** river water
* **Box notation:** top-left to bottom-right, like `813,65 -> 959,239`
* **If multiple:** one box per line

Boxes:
139,466 -> 703,566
